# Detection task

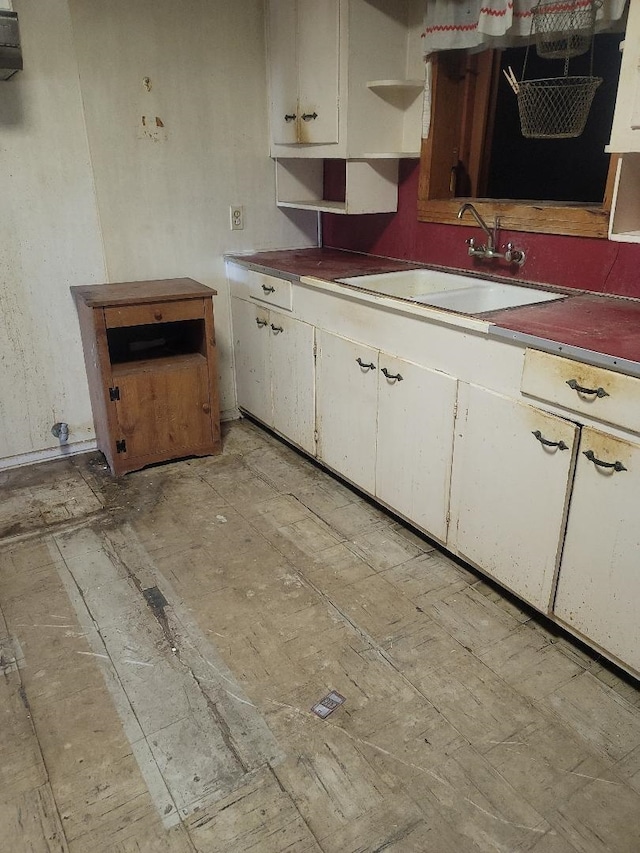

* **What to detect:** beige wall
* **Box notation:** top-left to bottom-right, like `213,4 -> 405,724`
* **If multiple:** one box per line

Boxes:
0,0 -> 316,466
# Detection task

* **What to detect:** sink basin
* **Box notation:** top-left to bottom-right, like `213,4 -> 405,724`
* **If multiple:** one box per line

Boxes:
338,269 -> 481,299
337,269 -> 564,314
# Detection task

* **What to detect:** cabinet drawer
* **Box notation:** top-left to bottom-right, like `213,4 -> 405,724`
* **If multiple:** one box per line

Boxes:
521,349 -> 640,433
103,298 -> 205,328
248,271 -> 293,311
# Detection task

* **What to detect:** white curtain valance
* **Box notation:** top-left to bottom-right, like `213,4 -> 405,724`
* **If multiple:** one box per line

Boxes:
421,0 -> 628,57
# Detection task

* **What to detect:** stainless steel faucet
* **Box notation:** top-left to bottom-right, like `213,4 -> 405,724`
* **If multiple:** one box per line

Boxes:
457,202 -> 525,266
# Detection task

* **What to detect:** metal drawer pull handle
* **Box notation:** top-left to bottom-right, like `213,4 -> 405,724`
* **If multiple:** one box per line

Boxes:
301,111 -> 318,121
381,367 -> 403,382
583,449 -> 627,472
566,378 -> 609,398
284,113 -> 296,122
532,430 -> 568,450
261,284 -> 276,293
255,318 -> 268,327
356,357 -> 376,371
270,324 -> 284,334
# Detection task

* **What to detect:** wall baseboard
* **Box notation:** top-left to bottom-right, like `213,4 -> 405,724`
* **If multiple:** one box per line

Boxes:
0,440 -> 99,472
220,408 -> 240,422
2,411 -> 241,472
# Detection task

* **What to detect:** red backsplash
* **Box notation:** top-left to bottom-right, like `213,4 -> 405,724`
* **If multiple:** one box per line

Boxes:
322,160 -> 640,299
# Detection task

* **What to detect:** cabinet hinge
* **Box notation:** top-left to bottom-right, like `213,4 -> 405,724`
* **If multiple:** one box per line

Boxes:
313,342 -> 317,360
109,386 -> 120,401
314,429 -> 319,442
453,401 -> 458,418
116,439 -> 127,454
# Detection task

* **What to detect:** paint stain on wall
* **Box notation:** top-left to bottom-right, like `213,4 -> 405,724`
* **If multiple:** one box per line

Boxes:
138,115 -> 168,143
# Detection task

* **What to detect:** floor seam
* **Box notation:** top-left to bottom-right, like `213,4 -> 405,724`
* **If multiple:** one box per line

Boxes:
50,536 -> 184,826
0,595 -> 72,852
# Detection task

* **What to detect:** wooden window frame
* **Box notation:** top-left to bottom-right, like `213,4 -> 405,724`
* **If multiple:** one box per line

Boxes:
417,51 -> 617,239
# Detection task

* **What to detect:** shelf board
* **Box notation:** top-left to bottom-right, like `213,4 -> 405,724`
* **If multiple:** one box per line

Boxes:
358,151 -> 420,159
277,199 -> 348,214
111,352 -> 207,376
609,230 -> 640,243
366,79 -> 424,90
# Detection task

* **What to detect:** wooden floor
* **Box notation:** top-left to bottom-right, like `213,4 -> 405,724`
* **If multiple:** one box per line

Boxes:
1,419 -> 640,853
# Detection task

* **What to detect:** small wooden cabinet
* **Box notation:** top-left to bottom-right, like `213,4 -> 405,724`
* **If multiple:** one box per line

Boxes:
72,278 -> 221,476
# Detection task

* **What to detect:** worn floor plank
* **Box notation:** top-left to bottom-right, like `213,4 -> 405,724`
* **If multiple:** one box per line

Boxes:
0,419 -> 639,852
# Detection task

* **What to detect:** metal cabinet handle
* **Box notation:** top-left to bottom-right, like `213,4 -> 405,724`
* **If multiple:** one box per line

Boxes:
261,284 -> 276,294
381,367 -> 403,382
301,111 -> 318,121
566,378 -> 609,398
532,430 -> 568,450
270,324 -> 284,334
255,317 -> 268,327
356,357 -> 376,371
284,113 -> 296,122
583,449 -> 627,472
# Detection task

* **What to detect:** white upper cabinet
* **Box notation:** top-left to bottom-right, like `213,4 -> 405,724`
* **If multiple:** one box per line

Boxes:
607,2 -> 640,241
267,0 -> 425,159
268,0 -> 340,146
607,0 -> 640,153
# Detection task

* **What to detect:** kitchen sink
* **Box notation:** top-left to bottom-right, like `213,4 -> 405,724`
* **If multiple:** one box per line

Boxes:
336,269 -> 564,314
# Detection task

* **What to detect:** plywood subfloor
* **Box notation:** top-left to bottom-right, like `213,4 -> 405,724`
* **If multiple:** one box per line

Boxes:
1,419 -> 639,852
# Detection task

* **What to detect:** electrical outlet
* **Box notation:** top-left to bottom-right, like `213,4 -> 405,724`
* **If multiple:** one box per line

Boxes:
230,205 -> 244,231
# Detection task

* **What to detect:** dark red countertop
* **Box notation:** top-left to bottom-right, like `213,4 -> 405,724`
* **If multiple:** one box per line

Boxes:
226,247 -> 424,280
227,247 -> 640,370
483,294 -> 640,365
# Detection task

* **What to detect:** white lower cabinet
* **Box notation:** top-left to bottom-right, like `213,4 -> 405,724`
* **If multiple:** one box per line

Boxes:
553,427 -> 640,672
233,297 -> 272,426
375,351 -> 457,543
229,266 -> 640,677
231,297 -> 316,454
316,331 -> 378,493
316,329 -> 457,542
450,384 -> 578,613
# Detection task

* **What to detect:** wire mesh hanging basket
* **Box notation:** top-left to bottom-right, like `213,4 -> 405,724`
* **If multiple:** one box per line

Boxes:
517,75 -> 602,138
532,0 -> 599,60
510,2 -> 602,140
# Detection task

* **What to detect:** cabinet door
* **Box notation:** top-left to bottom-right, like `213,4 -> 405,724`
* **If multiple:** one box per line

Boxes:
296,0 -> 340,144
231,298 -> 272,426
316,330 -> 378,494
450,385 -> 578,613
114,355 -> 213,461
376,354 -> 457,544
554,428 -> 640,673
608,0 -> 640,152
268,0 -> 299,144
269,310 -> 316,454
